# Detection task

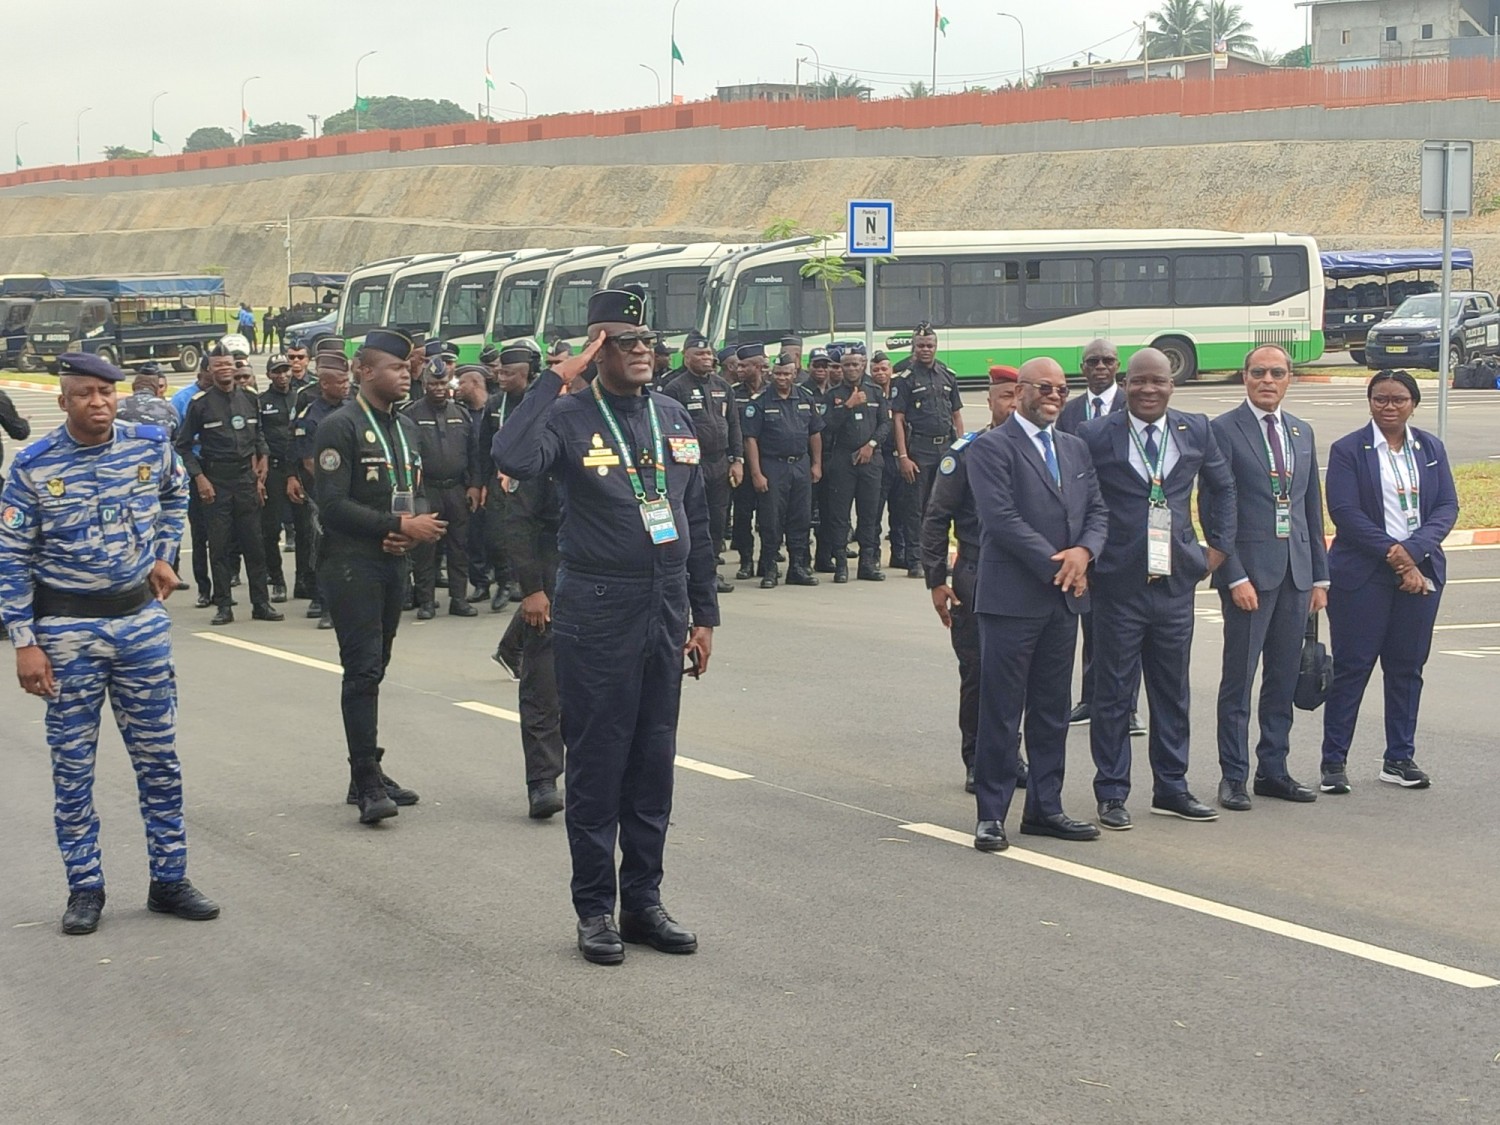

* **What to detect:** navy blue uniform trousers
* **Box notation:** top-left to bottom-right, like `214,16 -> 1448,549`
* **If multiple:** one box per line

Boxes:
757,456 -> 811,572
1320,573 -> 1441,768
974,604 -> 1075,824
552,567 -> 688,918
948,553 -> 981,769
1090,581 -> 1194,802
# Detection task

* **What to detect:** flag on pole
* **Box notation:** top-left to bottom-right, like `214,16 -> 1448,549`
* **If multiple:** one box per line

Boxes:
935,6 -> 950,35
14,155 -> 20,168
151,129 -> 163,144
671,37 -> 684,64
355,96 -> 370,112
485,66 -> 495,91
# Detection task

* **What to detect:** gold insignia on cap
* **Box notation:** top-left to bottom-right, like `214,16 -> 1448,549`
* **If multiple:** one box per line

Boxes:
46,479 -> 65,497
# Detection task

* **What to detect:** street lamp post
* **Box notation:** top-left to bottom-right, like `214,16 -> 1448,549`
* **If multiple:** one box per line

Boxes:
354,50 -> 377,133
995,12 -> 1028,88
308,114 -> 320,140
150,90 -> 168,155
669,0 -> 684,102
796,41 -> 821,85
509,81 -> 529,117
485,27 -> 510,121
1294,1 -> 1314,67
240,75 -> 262,144
13,121 -> 27,170
640,63 -> 662,104
75,107 -> 92,164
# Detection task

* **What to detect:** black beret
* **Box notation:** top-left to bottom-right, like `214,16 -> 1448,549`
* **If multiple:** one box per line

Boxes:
57,352 -> 126,383
479,345 -> 501,364
205,342 -> 231,358
825,343 -> 845,363
499,343 -> 539,366
775,352 -> 798,367
548,339 -> 573,357
455,364 -> 488,378
683,332 -> 710,350
586,286 -> 648,328
137,361 -> 163,377
780,335 -> 803,348
315,351 -> 350,374
871,350 -> 889,363
363,329 -> 413,361
735,342 -> 765,361
716,345 -> 737,363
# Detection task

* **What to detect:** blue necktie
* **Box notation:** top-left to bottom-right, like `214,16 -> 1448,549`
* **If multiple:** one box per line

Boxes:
1038,429 -> 1061,486
1092,396 -> 1104,420
1142,422 -> 1160,467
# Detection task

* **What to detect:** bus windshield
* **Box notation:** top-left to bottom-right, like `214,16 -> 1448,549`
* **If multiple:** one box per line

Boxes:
546,270 -> 604,339
342,278 -> 391,333
494,272 -> 546,340
387,272 -> 443,331
440,276 -> 496,337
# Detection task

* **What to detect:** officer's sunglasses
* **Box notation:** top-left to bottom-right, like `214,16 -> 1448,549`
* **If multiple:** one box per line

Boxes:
606,332 -> 658,351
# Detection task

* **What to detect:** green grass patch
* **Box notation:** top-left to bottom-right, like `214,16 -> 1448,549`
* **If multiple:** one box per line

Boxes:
1452,461 -> 1500,529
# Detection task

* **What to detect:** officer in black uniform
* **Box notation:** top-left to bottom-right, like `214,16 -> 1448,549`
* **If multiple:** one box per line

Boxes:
479,344 -> 504,393
922,365 -> 1028,795
404,363 -> 479,619
314,329 -> 446,824
651,342 -> 674,386
890,321 -> 966,578
473,342 -> 539,609
781,335 -> 805,381
743,350 -> 823,588
291,350 -> 351,625
822,342 -> 891,583
727,345 -> 762,579
661,331 -> 742,593
257,353 -> 298,602
493,288 -> 718,967
801,346 -> 839,571
868,351 -> 906,568
175,345 -> 283,626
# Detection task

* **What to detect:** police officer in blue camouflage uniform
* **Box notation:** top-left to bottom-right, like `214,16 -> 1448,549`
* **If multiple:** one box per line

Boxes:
0,353 -> 220,935
493,288 -> 719,966
115,364 -> 179,437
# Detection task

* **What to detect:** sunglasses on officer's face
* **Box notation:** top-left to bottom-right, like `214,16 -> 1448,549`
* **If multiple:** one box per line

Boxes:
606,332 -> 658,351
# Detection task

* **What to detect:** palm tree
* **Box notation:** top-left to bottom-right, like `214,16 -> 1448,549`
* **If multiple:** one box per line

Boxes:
1147,0 -> 1203,58
1202,1 -> 1256,53
808,73 -> 874,101
902,80 -> 932,98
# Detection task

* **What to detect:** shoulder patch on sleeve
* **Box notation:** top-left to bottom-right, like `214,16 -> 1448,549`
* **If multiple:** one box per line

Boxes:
939,455 -> 958,475
119,421 -> 169,443
318,449 -> 342,472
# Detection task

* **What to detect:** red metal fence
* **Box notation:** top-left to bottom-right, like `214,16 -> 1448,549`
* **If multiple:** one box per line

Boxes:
3,59 -> 1496,192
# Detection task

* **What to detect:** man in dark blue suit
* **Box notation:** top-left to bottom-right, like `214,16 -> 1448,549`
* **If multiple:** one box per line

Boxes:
1206,345 -> 1329,811
966,358 -> 1108,851
1079,348 -> 1237,830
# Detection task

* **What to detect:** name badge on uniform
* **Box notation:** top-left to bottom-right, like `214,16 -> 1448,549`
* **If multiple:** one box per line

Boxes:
391,490 -> 415,516
640,497 -> 679,545
667,436 -> 701,464
101,504 -> 120,525
1147,504 -> 1172,577
1275,498 -> 1292,539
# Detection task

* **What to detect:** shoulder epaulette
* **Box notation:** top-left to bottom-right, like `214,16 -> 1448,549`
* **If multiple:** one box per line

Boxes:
116,421 -> 169,442
11,432 -> 59,468
949,432 -> 976,452
190,390 -> 207,401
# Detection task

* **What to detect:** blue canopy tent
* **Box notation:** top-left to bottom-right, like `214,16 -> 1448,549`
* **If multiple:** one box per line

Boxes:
289,271 -> 347,290
1320,250 -> 1473,280
55,276 -> 227,299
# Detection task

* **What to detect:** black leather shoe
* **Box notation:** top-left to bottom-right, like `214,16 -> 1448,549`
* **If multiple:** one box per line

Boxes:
964,765 -> 976,794
577,915 -> 625,965
62,887 -> 105,935
468,585 -> 491,604
195,594 -> 213,609
528,781 -> 564,819
735,560 -> 755,580
1217,779 -> 1252,811
1019,813 -> 1101,841
174,579 -> 190,591
1253,773 -> 1318,803
490,589 -> 508,612
1098,799 -> 1132,830
814,559 -> 837,574
974,820 -> 1009,852
230,575 -> 241,587
416,604 -> 436,621
786,569 -> 819,587
906,564 -> 923,578
251,604 -> 284,621
1016,756 -> 1030,790
210,606 -> 234,626
146,878 -> 221,920
292,582 -> 310,600
760,573 -> 778,589
845,544 -> 859,558
270,584 -> 288,603
1129,713 -> 1147,737
492,644 -> 521,681
317,612 -> 333,630
448,598 -> 478,617
1068,702 -> 1090,725
715,575 -> 735,594
305,600 -> 323,618
833,561 -> 848,584
714,554 -> 725,565
857,561 -> 885,581
1151,792 -> 1218,821
345,769 -> 418,808
620,905 -> 698,953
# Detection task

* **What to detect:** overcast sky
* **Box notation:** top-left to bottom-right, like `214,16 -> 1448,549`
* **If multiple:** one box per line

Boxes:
8,0 -> 1308,168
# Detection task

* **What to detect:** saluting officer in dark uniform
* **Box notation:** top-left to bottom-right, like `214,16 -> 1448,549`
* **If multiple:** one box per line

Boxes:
473,343 -> 539,609
175,345 -> 283,626
257,353 -> 298,603
890,322 -> 966,578
661,331 -> 742,593
727,345 -> 762,579
821,342 -> 890,583
923,366 -> 1028,794
404,363 -> 479,619
315,329 -> 447,824
743,349 -> 824,588
493,289 -> 718,967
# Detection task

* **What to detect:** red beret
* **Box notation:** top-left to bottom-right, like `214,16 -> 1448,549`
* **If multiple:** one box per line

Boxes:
989,365 -> 1019,384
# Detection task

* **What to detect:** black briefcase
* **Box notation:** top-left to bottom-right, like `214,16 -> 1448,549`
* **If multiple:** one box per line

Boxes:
1294,612 -> 1333,711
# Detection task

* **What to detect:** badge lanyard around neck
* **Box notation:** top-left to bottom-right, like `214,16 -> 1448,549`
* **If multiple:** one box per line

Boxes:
356,394 -> 413,491
1386,433 -> 1420,531
592,381 -> 667,503
1127,422 -> 1171,505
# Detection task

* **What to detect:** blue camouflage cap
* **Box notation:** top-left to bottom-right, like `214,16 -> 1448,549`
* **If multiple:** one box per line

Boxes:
57,352 -> 126,383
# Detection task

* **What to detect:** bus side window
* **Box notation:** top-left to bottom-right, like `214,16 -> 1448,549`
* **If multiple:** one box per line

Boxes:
875,261 -> 945,329
1248,251 -> 1308,306
950,259 -> 1020,326
1175,253 -> 1245,306
1100,256 -> 1169,308
1024,258 -> 1095,311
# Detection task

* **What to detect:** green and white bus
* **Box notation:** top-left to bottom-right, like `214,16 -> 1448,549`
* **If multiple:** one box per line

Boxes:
383,252 -> 494,343
487,248 -> 593,349
702,229 -> 1324,383
537,245 -> 660,346
433,250 -> 541,363
603,242 -> 744,353
336,255 -> 421,355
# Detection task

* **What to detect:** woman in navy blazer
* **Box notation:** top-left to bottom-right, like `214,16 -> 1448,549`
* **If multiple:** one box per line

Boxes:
1320,370 -> 1459,794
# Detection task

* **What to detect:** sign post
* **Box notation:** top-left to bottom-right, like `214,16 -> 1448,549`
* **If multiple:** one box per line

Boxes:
847,200 -> 895,358
1420,139 -> 1473,442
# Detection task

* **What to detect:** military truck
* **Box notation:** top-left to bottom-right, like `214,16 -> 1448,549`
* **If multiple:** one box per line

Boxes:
23,275 -> 229,373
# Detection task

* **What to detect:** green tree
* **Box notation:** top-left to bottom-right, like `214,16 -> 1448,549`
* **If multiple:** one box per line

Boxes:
322,95 -> 475,135
761,218 -> 887,341
806,74 -> 873,102
245,121 -> 306,144
1278,45 -> 1311,68
1202,1 -> 1256,52
183,126 -> 235,154
902,80 -> 932,98
103,145 -> 149,161
1146,0 -> 1203,57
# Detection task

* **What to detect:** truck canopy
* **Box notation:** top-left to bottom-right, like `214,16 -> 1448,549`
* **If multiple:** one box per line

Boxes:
0,277 -> 65,297
48,275 -> 227,299
1320,249 -> 1473,279
289,271 -> 347,290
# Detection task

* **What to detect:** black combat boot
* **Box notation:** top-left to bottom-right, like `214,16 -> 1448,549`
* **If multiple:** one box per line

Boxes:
346,748 -> 419,807
833,558 -> 849,584
735,553 -> 755,580
857,552 -> 886,581
349,756 -> 398,824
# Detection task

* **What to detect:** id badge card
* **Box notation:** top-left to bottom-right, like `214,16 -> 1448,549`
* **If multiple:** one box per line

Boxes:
1147,504 -> 1172,577
640,497 -> 679,545
1274,498 -> 1292,539
391,490 -> 415,516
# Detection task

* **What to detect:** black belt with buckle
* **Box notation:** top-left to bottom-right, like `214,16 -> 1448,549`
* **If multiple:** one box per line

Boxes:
425,477 -> 462,489
767,454 -> 804,462
917,434 -> 950,446
202,458 -> 252,474
34,581 -> 153,619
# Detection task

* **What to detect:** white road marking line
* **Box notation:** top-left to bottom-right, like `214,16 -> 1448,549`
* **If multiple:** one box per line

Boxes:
1432,622 -> 1500,632
454,700 -> 522,723
898,822 -> 1498,990
1446,543 -> 1500,552
1445,577 -> 1500,584
193,632 -> 344,673
677,756 -> 753,781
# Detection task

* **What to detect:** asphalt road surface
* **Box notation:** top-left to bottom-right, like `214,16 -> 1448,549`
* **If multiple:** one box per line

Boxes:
3,383 -> 1499,1125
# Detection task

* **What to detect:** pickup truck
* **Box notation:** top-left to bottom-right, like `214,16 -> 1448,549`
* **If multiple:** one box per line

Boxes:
1320,249 -> 1473,366
1363,289 -> 1500,371
22,275 -> 229,373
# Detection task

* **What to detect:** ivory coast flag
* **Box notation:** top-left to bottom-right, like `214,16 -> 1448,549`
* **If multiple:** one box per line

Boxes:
936,6 -> 950,35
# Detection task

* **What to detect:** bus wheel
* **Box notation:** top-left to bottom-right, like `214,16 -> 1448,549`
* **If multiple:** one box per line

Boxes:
175,344 -> 201,373
1349,349 -> 1366,367
1153,336 -> 1198,385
